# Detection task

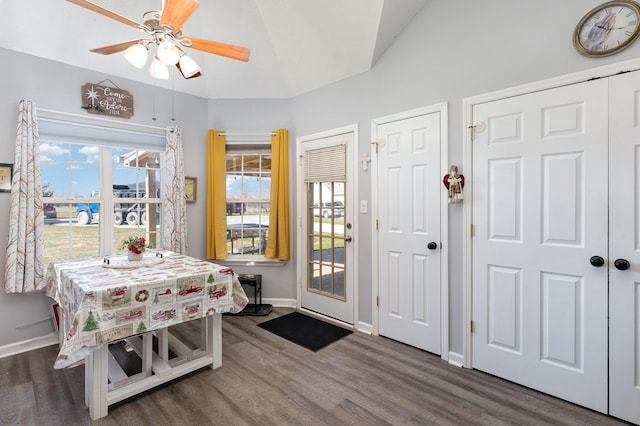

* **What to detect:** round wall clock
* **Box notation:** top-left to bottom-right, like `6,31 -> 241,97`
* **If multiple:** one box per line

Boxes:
573,0 -> 640,57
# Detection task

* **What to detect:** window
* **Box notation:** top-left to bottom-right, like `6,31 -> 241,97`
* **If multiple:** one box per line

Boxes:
39,118 -> 164,269
225,149 -> 271,257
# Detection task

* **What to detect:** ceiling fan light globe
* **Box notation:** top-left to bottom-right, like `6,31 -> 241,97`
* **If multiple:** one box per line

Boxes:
123,43 -> 148,69
157,40 -> 181,65
179,55 -> 200,78
149,57 -> 170,80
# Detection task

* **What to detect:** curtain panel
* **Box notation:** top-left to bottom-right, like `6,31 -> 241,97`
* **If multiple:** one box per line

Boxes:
206,130 -> 227,259
4,100 -> 44,293
265,129 -> 290,260
162,126 -> 188,254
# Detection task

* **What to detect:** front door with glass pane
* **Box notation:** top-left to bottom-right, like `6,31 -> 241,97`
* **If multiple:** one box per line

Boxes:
298,129 -> 354,324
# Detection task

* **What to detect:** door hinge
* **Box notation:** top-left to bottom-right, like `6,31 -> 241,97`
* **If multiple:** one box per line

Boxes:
468,122 -> 486,142
376,219 -> 379,230
470,320 -> 475,333
376,296 -> 379,307
371,139 -> 387,153
470,223 -> 474,237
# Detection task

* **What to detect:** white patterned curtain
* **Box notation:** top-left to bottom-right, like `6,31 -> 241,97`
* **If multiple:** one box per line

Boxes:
162,126 -> 188,254
4,100 -> 44,293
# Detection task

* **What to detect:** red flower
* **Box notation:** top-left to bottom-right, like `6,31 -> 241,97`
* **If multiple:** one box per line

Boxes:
121,236 -> 148,253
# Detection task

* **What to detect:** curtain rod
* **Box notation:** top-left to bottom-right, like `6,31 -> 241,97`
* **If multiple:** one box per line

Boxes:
226,140 -> 271,145
218,132 -> 276,136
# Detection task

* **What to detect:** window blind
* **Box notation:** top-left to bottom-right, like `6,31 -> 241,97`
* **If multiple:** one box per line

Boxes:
38,117 -> 165,151
304,144 -> 346,182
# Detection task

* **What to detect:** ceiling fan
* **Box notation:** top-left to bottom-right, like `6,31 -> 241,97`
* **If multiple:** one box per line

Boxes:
67,0 -> 250,79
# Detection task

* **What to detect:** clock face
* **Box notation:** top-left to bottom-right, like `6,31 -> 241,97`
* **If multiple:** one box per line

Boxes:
574,1 -> 640,57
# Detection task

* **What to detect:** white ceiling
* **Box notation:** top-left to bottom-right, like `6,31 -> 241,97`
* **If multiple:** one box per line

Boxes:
0,0 -> 426,99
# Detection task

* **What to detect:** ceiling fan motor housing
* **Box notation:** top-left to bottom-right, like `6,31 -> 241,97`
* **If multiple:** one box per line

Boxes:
143,11 -> 162,31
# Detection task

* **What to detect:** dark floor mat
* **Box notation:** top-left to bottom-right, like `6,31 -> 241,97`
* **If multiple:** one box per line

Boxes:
257,311 -> 352,351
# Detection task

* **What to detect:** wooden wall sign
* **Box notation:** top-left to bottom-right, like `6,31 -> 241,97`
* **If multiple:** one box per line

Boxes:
81,80 -> 134,119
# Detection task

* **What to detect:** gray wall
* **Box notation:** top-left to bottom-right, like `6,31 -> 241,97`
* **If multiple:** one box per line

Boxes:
1,0 -> 638,357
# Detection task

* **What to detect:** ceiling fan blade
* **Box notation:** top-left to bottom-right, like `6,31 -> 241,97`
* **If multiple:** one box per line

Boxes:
160,0 -> 199,33
180,36 -> 250,62
91,40 -> 143,55
67,0 -> 146,30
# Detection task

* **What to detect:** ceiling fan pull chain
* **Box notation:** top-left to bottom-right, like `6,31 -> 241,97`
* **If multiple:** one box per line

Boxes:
171,72 -> 175,122
152,83 -> 157,121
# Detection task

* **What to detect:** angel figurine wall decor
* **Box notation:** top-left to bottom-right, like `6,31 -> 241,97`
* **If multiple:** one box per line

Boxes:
443,165 -> 464,204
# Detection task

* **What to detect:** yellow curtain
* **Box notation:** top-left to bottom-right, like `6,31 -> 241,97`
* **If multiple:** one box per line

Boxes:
265,129 -> 290,260
206,130 -> 227,259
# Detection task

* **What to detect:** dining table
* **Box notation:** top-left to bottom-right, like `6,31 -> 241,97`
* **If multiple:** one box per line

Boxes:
45,249 -> 248,419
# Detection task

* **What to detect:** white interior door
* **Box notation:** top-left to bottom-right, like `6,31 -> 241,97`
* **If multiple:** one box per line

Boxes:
608,71 -> 640,425
471,80 -> 609,412
297,129 -> 355,324
376,111 -> 442,354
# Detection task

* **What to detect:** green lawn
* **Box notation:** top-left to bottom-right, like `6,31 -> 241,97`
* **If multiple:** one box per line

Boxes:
43,219 -> 159,269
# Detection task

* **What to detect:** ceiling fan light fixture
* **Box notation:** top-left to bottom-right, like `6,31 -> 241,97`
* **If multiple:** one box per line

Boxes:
157,40 -> 181,66
149,56 -> 170,79
123,43 -> 148,68
178,55 -> 201,78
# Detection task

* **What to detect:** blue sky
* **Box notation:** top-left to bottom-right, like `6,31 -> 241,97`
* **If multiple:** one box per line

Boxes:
40,142 -> 152,198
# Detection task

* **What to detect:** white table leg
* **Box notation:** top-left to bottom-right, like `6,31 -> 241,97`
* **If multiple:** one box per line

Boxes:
156,328 -> 169,361
205,313 -> 222,369
87,344 -> 109,420
142,333 -> 153,377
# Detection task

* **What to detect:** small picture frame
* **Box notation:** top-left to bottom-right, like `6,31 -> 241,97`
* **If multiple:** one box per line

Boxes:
185,176 -> 197,203
0,163 -> 13,193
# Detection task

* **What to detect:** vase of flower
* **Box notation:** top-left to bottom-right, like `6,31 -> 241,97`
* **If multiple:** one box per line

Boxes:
121,235 -> 147,262
127,251 -> 143,262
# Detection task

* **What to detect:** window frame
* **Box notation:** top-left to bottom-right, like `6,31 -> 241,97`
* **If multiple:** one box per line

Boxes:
224,145 -> 272,261
39,113 -> 165,264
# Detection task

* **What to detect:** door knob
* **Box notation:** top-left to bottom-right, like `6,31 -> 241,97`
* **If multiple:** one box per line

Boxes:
614,259 -> 630,270
589,256 -> 604,267
427,242 -> 438,250
344,235 -> 353,243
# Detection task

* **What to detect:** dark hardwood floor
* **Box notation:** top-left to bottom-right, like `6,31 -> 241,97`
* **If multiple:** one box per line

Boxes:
0,307 -> 630,425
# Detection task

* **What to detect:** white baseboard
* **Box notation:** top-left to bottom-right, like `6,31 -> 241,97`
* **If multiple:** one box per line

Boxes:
448,351 -> 464,367
356,321 -> 373,334
0,332 -> 59,359
264,298 -> 296,308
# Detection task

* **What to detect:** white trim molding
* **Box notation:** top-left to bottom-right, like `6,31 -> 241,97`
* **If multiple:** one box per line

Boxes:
0,332 -> 59,359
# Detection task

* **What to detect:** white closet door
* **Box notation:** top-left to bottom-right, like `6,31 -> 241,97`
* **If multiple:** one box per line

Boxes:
471,79 -> 609,412
608,71 -> 640,426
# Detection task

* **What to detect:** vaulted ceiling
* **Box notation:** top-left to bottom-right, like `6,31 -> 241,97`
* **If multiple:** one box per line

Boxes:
0,0 -> 427,99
